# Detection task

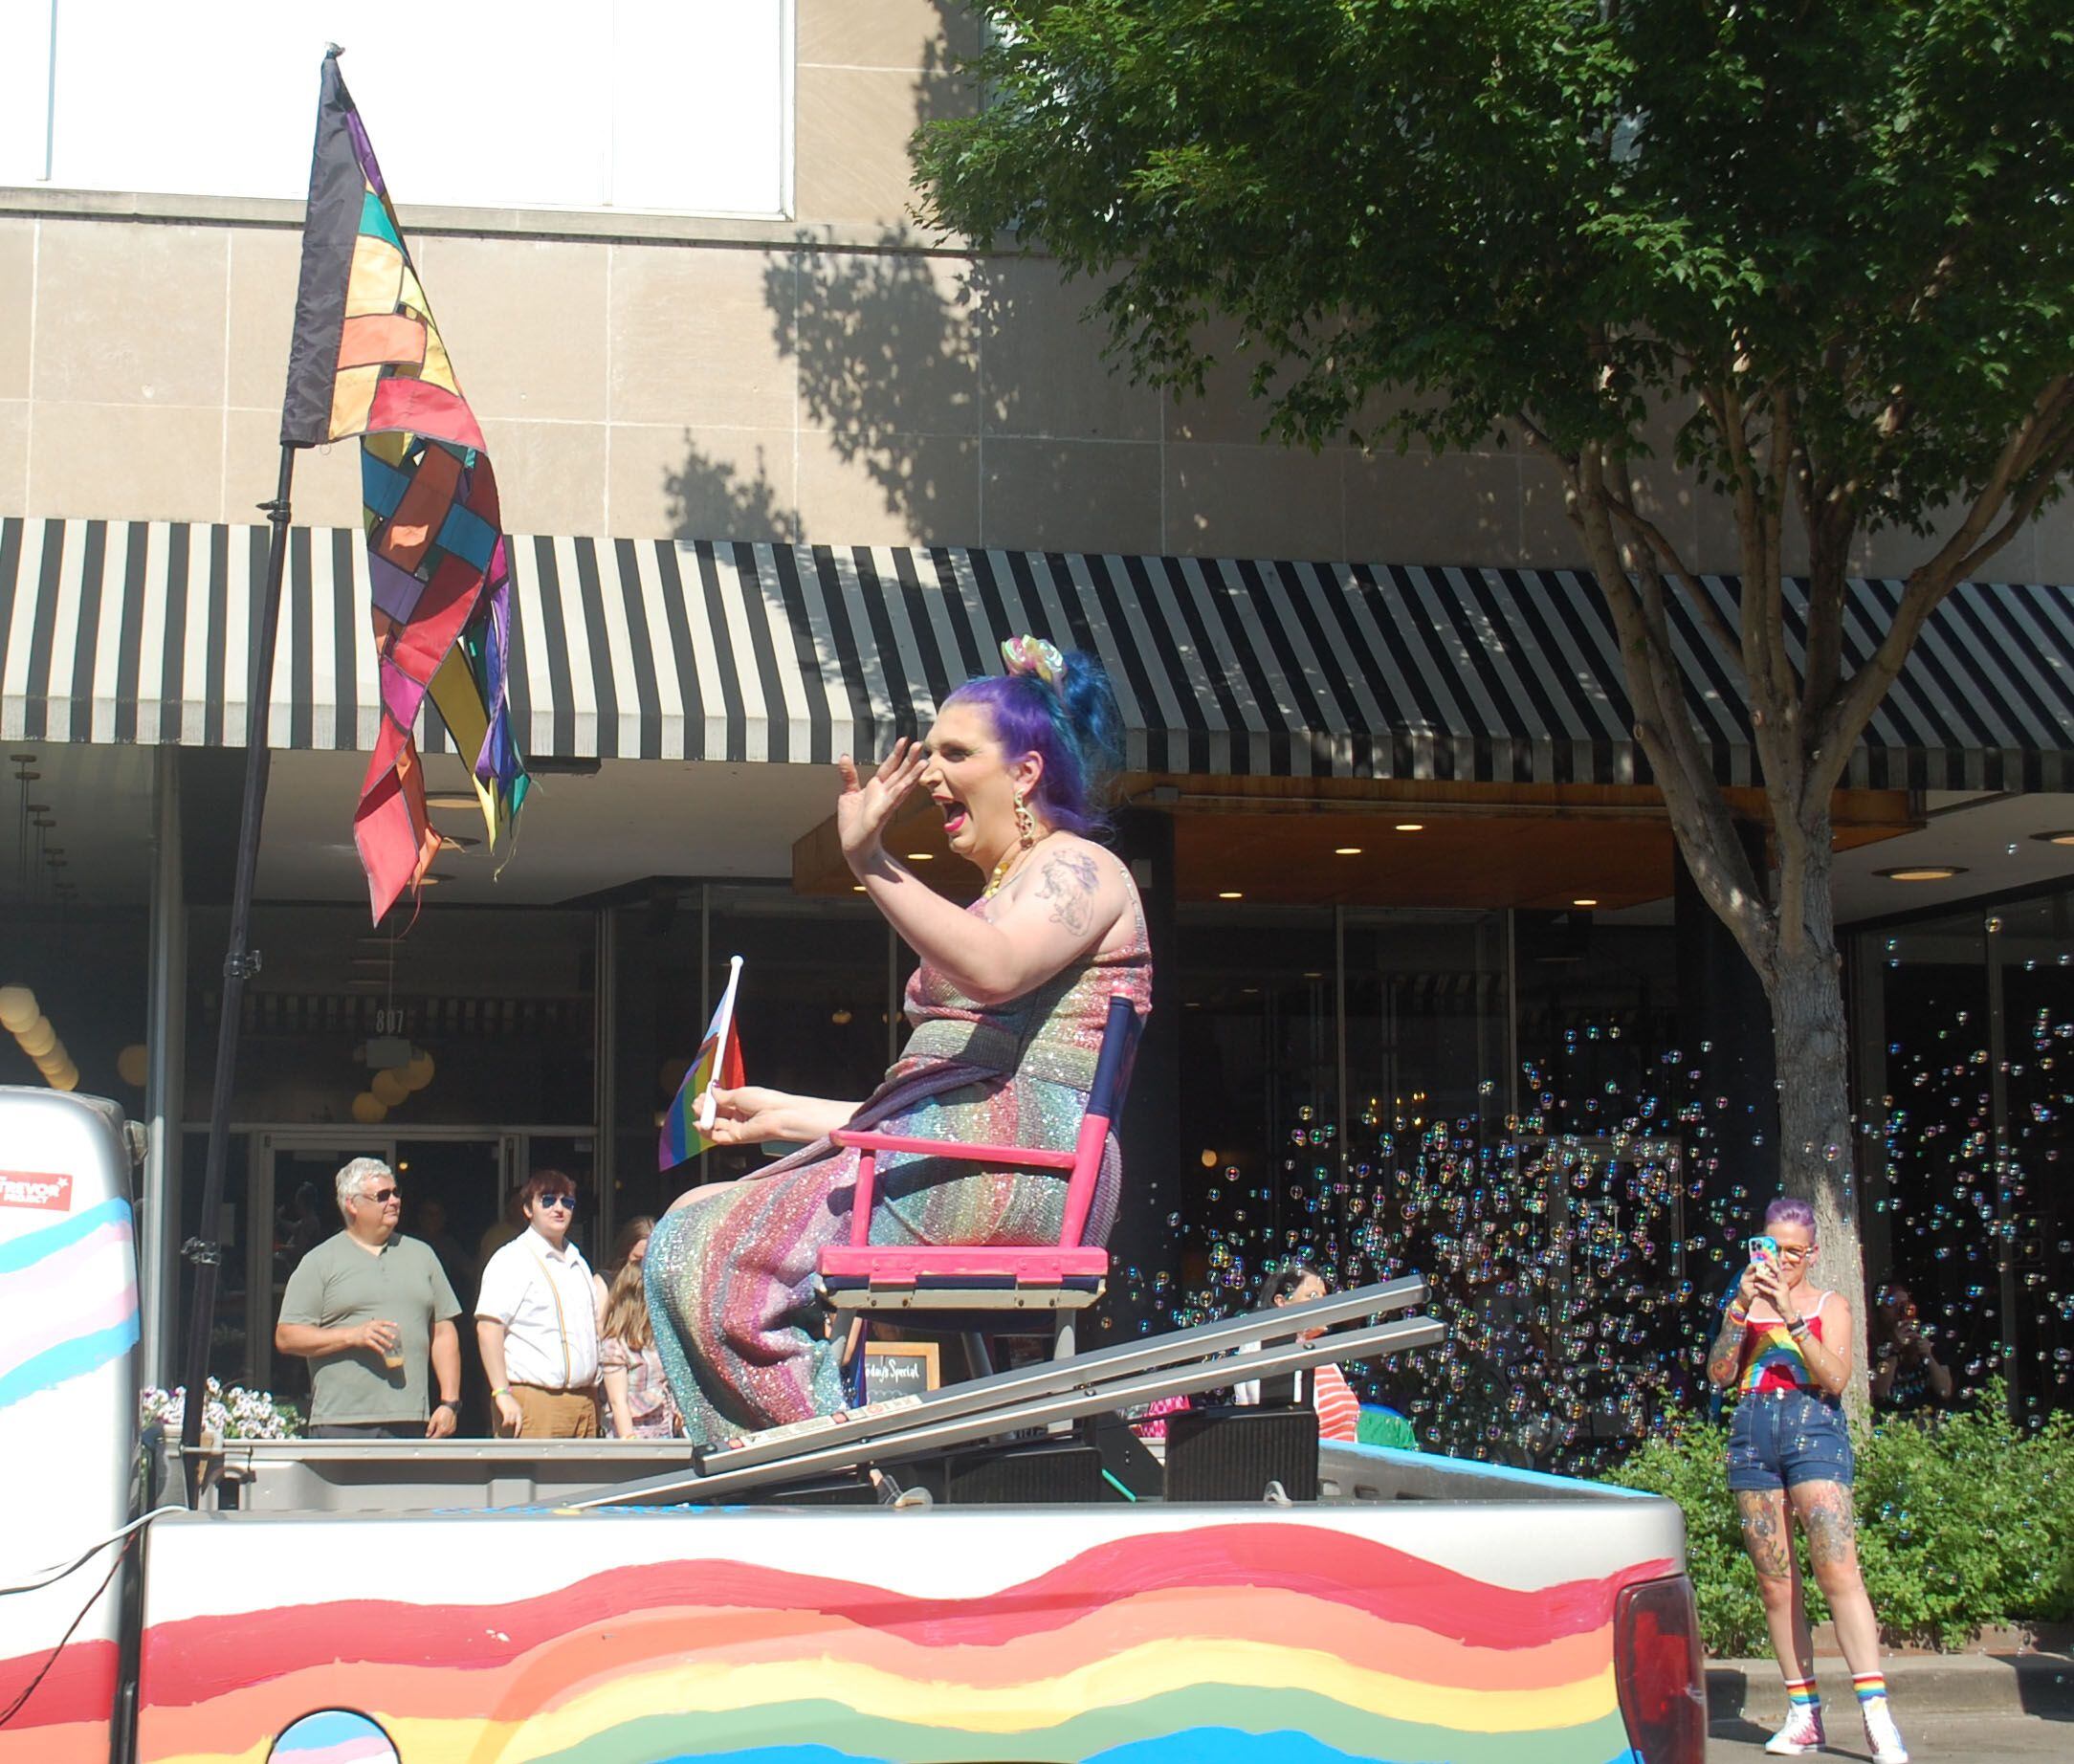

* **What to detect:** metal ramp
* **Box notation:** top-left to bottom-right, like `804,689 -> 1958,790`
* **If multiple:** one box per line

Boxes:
559,1275 -> 1441,1509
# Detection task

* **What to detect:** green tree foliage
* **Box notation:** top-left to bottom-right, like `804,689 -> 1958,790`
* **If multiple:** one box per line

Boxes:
916,4 -> 2074,1382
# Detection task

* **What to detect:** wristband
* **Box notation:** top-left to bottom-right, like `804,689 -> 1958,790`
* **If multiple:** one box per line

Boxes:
1786,1315 -> 1810,1337
492,1385 -> 511,1397
1725,1304 -> 1749,1327
435,1399 -> 458,1411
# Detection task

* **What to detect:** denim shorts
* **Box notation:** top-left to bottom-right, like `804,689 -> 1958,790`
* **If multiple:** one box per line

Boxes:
1726,1388 -> 1853,1492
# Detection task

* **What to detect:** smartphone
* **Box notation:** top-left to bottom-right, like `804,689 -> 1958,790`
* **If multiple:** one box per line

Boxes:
1747,1234 -> 1778,1268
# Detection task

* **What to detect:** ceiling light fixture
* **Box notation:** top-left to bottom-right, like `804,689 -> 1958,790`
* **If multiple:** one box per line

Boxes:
1335,846 -> 1362,855
1572,897 -> 1600,908
2031,830 -> 2074,848
1875,865 -> 1966,883
1217,890 -> 1244,899
905,852 -> 935,862
1394,822 -> 1424,832
424,793 -> 479,810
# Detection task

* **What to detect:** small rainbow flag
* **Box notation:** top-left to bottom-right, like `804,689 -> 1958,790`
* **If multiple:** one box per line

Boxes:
659,957 -> 745,1170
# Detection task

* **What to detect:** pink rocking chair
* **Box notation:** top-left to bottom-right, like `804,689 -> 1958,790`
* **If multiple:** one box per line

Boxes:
817,993 -> 1141,1367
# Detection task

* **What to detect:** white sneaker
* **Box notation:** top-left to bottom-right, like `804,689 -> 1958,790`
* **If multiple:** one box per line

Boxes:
1862,1698 -> 1909,1764
1763,1703 -> 1825,1754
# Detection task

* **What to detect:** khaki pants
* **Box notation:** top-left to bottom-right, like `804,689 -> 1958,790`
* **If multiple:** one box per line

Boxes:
504,1384 -> 600,1439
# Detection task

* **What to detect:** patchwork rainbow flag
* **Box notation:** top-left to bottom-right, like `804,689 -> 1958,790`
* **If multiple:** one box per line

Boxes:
279,49 -> 527,922
660,957 -> 746,1169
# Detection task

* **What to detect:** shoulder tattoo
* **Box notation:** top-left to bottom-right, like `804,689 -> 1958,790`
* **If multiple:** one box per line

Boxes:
1034,849 -> 1101,933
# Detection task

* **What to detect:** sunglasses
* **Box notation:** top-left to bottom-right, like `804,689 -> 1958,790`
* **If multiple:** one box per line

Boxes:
359,1187 -> 399,1203
535,1194 -> 576,1211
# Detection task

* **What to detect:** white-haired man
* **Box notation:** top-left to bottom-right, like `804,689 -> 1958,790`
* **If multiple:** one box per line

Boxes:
275,1157 -> 463,1439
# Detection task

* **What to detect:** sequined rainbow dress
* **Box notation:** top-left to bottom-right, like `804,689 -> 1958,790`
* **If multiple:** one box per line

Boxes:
647,858 -> 1151,1447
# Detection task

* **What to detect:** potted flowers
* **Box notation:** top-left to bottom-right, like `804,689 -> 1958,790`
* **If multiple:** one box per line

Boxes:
140,1380 -> 303,1501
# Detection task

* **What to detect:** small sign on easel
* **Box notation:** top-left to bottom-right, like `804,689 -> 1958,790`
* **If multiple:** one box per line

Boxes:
862,1340 -> 940,1402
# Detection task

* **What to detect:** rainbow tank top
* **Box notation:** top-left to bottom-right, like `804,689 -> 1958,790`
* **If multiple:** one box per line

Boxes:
1735,1290 -> 1832,1395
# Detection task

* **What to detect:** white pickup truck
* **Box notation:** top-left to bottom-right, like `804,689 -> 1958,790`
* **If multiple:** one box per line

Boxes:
0,1086 -> 1705,1764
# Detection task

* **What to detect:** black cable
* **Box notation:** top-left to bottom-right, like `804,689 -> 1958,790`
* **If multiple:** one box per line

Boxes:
0,1507 -> 181,1598
0,1535 -> 130,1729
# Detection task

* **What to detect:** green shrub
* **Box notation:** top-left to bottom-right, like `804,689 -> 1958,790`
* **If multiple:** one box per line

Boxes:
1852,1393 -> 2074,1648
1603,1387 -> 2074,1655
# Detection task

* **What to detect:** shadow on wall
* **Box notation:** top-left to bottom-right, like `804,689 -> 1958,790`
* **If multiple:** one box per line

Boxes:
664,15 -> 997,549
664,440 -> 801,545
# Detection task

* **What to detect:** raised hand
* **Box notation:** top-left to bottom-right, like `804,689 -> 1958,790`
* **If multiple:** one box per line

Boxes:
835,739 -> 928,868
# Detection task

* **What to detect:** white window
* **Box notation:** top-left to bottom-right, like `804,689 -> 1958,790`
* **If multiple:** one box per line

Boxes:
0,0 -> 793,219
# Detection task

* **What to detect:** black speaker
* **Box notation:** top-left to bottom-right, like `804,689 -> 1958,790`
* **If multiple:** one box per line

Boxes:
1087,1409 -> 1164,1500
756,1469 -> 878,1506
942,1438 -> 1106,1505
1163,1403 -> 1319,1502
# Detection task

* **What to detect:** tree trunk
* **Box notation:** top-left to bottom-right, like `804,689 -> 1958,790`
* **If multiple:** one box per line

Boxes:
1762,830 -> 1870,1419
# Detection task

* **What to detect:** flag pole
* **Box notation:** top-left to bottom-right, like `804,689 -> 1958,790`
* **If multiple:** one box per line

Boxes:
178,441 -> 298,1506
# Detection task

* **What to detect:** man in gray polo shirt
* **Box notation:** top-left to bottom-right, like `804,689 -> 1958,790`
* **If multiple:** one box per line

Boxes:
275,1157 -> 463,1439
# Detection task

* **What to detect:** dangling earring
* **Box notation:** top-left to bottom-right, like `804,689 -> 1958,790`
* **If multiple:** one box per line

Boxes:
1013,790 -> 1036,849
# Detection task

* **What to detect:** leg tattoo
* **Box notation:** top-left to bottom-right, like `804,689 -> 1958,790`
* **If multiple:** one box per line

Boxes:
1790,1481 -> 1861,1576
1736,1489 -> 1795,1580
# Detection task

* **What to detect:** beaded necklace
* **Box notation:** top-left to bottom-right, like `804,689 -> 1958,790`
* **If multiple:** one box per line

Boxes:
982,829 -> 1049,898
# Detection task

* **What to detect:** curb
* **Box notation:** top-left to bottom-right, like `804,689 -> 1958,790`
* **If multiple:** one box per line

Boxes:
1708,1655 -> 2074,1721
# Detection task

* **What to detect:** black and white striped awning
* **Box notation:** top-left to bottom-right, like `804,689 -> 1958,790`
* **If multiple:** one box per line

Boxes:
4,516 -> 2071,790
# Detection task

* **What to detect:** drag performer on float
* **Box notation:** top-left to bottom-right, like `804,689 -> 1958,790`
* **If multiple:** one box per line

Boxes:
646,638 -> 1152,1447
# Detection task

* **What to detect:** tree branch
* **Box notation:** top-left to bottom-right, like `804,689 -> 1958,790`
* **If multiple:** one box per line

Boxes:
1953,423 -> 2074,584
1574,445 -> 1773,975
1808,377 -> 2074,801
1602,490 -> 1747,677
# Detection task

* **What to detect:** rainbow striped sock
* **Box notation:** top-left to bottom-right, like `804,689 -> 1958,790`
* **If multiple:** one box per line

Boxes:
1852,1671 -> 1887,1705
1785,1676 -> 1820,1710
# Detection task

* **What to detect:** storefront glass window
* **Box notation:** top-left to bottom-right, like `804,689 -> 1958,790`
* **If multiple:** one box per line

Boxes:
183,904 -> 596,1129
1170,906 -> 1337,1316
1868,908 -> 1997,1405
1994,893 -> 2074,1418
0,905 -> 152,1110
1870,890 -> 2074,1422
612,886 -> 890,1224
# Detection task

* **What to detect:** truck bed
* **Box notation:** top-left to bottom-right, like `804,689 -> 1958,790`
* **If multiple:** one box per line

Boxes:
128,1443 -> 1682,1764
176,1432 -> 1666,1513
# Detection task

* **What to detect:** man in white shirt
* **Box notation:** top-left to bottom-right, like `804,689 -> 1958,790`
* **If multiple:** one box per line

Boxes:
474,1171 -> 601,1438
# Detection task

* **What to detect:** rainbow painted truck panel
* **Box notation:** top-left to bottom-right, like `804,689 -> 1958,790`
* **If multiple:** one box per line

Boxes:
102,1505 -> 1675,1764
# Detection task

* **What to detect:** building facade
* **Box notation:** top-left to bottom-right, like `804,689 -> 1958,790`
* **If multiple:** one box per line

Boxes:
4,2 -> 2070,1447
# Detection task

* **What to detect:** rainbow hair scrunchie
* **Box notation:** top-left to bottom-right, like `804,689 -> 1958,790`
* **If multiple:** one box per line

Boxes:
1001,633 -> 1064,686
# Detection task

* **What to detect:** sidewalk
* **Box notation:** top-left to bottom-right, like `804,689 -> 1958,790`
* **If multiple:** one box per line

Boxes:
1708,1652 -> 2074,1720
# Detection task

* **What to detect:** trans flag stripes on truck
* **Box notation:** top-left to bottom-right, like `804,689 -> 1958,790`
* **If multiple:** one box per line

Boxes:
0,1197 -> 136,1414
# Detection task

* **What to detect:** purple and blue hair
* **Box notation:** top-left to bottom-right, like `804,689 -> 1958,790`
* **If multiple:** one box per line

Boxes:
1763,1196 -> 1817,1236
944,648 -> 1126,838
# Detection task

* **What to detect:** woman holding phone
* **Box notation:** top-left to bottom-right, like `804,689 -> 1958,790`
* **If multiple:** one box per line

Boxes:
1705,1198 -> 1907,1763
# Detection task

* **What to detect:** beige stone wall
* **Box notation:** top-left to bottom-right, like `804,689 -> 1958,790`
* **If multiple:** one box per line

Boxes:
3,0 -> 2069,582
